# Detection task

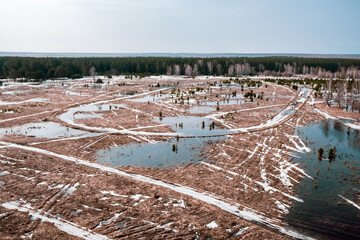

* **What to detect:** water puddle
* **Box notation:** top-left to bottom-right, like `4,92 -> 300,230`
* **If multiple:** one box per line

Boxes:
286,120 -> 360,239
58,104 -> 124,122
155,116 -> 231,136
74,113 -> 103,120
96,137 -> 222,168
0,122 -> 92,139
96,116 -> 230,168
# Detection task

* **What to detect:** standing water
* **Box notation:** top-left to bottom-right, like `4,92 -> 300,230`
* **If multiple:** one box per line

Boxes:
286,121 -> 360,239
96,116 -> 229,168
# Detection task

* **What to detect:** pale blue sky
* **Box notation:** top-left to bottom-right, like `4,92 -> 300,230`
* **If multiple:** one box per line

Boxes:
0,0 -> 359,53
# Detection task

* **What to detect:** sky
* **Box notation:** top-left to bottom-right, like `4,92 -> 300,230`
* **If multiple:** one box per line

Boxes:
0,0 -> 359,54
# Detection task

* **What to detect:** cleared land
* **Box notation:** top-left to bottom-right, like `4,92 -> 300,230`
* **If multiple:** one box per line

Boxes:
0,76 -> 359,239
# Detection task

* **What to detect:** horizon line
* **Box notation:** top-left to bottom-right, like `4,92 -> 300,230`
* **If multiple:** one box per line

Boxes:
1,51 -> 360,59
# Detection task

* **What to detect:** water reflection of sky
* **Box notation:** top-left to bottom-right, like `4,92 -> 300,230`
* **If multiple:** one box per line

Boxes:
286,120 -> 360,239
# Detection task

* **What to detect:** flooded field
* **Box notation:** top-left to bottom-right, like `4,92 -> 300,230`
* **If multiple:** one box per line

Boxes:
97,116 -> 228,168
97,137 -> 223,168
0,122 -> 89,139
286,120 -> 360,239
0,76 -> 359,240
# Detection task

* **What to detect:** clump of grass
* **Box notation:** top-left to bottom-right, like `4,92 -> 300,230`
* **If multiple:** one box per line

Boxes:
318,147 -> 324,161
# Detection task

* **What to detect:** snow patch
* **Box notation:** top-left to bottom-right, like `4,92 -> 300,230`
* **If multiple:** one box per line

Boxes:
206,221 -> 218,229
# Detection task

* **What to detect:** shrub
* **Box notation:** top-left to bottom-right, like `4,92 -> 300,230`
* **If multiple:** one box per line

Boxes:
318,147 -> 324,161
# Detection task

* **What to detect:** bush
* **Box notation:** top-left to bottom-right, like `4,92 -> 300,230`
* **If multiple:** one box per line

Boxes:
71,74 -> 83,79
95,78 -> 104,84
318,147 -> 324,161
328,147 -> 336,162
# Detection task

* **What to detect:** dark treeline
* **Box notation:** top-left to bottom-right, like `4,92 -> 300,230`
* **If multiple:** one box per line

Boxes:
1,56 -> 360,80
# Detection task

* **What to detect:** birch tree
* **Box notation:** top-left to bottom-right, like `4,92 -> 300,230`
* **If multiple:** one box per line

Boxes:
173,64 -> 180,75
166,66 -> 172,76
89,66 -> 97,81
192,64 -> 198,78
185,64 -> 192,77
207,61 -> 213,75
228,64 -> 235,76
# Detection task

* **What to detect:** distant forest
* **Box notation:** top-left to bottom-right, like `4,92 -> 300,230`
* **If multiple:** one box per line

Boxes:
1,56 -> 360,80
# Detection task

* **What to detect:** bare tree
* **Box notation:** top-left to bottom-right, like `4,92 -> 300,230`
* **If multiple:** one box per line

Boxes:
228,64 -> 234,76
89,66 -> 97,81
173,64 -> 180,75
216,64 -> 223,75
325,79 -> 333,107
283,63 -> 294,76
302,65 -> 309,75
335,81 -> 344,108
192,64 -> 198,78
340,67 -> 346,79
184,64 -> 192,77
235,64 -> 242,76
166,66 -> 172,76
243,63 -> 252,75
343,80 -> 349,111
350,80 -> 355,112
354,80 -> 360,113
207,61 -> 213,75
258,64 -> 265,74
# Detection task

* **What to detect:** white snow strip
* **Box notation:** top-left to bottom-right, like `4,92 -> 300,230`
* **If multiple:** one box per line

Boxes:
82,205 -> 101,211
0,98 -> 48,106
255,180 -> 303,203
81,135 -> 108,149
29,133 -> 102,146
0,141 -> 314,240
338,195 -> 360,210
127,124 -> 167,131
1,201 -> 108,240
48,184 -> 64,190
234,226 -> 249,236
0,110 -> 55,123
100,190 -> 127,198
127,135 -> 142,142
344,123 -> 360,130
272,198 -> 289,214
201,162 -> 238,176
95,213 -> 123,229
156,222 -> 178,232
310,105 -> 337,120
